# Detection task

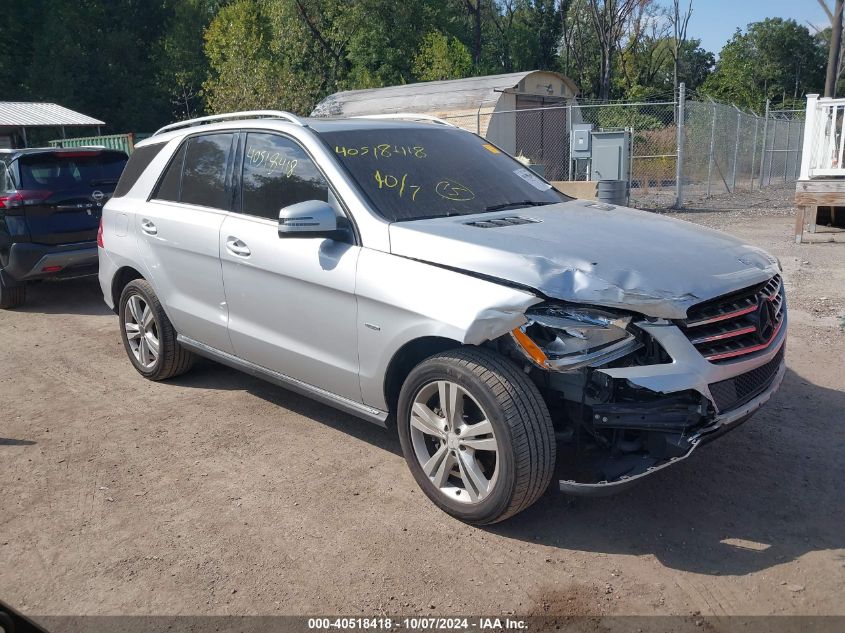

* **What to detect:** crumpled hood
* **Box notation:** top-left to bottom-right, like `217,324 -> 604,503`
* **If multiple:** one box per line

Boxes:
388,199 -> 780,319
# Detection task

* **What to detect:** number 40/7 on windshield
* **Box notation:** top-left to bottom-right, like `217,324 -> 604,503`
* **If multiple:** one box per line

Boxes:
373,170 -> 420,201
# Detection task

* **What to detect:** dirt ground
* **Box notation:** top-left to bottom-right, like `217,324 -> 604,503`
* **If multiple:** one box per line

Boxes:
2,188 -> 844,618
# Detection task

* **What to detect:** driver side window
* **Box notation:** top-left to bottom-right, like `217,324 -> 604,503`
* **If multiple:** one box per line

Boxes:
240,133 -> 329,220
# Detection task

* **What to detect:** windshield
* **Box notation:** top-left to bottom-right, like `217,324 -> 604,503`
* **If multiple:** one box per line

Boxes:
19,151 -> 127,192
319,127 -> 569,222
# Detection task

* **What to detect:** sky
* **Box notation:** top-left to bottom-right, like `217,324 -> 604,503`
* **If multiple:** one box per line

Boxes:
665,0 -> 830,55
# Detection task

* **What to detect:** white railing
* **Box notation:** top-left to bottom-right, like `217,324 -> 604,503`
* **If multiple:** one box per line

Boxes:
799,94 -> 845,179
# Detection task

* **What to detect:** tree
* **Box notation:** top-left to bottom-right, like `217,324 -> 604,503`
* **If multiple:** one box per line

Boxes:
463,0 -> 485,67
675,39 -> 714,91
818,0 -> 844,97
487,0 -> 566,73
668,0 -> 692,95
345,0 -> 463,87
616,1 -> 671,95
701,18 -> 825,110
21,0 -> 172,132
155,0 -> 226,120
561,0 -> 603,97
203,0 -> 310,113
587,0 -> 640,101
413,32 -> 473,81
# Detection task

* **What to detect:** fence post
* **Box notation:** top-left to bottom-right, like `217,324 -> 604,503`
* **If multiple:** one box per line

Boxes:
706,100 -> 717,197
750,115 -> 759,187
731,106 -> 741,191
674,83 -> 686,207
783,118 -> 792,181
567,102 -> 573,181
799,95 -> 818,180
476,105 -> 481,136
766,109 -> 777,187
758,99 -> 770,189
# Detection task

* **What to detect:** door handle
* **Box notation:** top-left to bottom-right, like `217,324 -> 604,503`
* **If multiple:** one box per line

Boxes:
226,237 -> 251,257
140,219 -> 158,235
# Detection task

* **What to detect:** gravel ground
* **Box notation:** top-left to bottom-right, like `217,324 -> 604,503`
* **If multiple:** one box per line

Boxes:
1,189 -> 844,619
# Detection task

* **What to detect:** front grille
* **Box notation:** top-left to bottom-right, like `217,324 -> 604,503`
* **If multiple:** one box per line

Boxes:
708,345 -> 785,412
680,274 -> 785,363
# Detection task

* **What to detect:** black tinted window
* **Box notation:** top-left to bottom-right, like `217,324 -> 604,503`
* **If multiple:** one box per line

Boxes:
320,128 -> 569,222
114,143 -> 165,198
240,133 -> 328,220
181,133 -> 234,209
152,142 -> 186,202
19,151 -> 127,193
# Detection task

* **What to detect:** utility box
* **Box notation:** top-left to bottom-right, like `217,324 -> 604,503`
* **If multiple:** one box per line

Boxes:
589,130 -> 630,182
570,124 -> 593,160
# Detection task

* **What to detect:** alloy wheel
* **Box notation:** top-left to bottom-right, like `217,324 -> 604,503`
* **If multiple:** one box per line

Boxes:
123,294 -> 160,370
409,380 -> 499,504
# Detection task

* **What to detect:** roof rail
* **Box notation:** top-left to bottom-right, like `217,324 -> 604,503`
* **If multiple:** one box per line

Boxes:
153,110 -> 306,136
350,113 -> 456,127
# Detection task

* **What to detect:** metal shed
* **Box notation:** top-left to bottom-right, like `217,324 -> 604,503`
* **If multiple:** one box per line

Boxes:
0,102 -> 105,149
311,70 -> 579,179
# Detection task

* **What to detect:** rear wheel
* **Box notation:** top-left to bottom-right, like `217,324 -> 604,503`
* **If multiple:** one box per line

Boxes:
119,279 -> 194,380
397,347 -> 555,525
0,272 -> 25,309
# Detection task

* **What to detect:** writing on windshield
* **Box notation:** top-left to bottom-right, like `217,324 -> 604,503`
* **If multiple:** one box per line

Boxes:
320,128 -> 568,222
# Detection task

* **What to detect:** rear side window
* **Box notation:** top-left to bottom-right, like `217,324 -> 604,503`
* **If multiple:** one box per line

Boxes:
180,133 -> 234,209
18,151 -> 127,193
152,142 -> 187,202
240,132 -> 328,220
113,143 -> 165,198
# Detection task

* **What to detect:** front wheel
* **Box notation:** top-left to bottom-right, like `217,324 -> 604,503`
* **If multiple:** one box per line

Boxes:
397,347 -> 555,525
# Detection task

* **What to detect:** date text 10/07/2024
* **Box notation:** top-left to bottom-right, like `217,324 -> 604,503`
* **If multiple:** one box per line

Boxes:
307,617 -> 528,630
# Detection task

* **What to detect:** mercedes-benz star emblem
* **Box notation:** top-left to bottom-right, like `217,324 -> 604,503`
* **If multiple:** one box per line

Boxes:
755,298 -> 776,343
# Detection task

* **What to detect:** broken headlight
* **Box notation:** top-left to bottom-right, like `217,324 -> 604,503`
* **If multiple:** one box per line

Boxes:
511,305 -> 642,372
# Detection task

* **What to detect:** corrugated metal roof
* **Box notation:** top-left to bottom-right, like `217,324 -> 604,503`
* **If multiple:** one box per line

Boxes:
311,71 -> 578,117
0,102 -> 105,127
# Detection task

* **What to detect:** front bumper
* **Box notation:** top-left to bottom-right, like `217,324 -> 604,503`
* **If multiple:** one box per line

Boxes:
3,241 -> 98,282
559,350 -> 785,495
558,316 -> 787,495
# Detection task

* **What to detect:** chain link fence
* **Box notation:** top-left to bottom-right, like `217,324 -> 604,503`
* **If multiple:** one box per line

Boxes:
439,88 -> 805,210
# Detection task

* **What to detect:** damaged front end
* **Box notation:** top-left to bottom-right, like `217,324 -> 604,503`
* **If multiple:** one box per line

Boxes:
498,293 -> 786,495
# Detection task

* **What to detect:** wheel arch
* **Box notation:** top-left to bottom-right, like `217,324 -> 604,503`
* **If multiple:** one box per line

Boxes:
383,336 -> 463,423
111,265 -> 146,311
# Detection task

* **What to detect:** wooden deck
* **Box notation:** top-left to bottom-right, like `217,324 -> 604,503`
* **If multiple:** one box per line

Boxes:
794,179 -> 845,243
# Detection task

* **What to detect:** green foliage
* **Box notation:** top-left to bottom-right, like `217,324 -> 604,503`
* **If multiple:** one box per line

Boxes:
596,106 -> 664,131
701,18 -> 825,110
677,39 -> 715,92
561,0 -> 603,96
18,0 -> 173,132
2,0 -> 215,132
413,32 -> 473,81
203,0 -> 294,113
155,0 -> 225,120
11,1 -> 821,134
497,0 -> 564,72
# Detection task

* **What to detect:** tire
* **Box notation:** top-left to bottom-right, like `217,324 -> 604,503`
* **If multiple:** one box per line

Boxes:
397,346 -> 555,525
0,272 -> 25,309
118,279 -> 194,380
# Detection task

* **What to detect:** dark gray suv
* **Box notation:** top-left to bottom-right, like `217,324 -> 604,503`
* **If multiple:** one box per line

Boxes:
0,147 -> 127,307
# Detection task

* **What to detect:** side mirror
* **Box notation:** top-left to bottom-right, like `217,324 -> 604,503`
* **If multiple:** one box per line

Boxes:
278,200 -> 337,238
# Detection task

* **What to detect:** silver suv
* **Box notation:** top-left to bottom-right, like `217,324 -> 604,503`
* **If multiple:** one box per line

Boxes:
99,111 -> 786,524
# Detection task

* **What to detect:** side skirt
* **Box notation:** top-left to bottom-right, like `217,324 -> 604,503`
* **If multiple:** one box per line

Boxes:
176,335 -> 389,428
